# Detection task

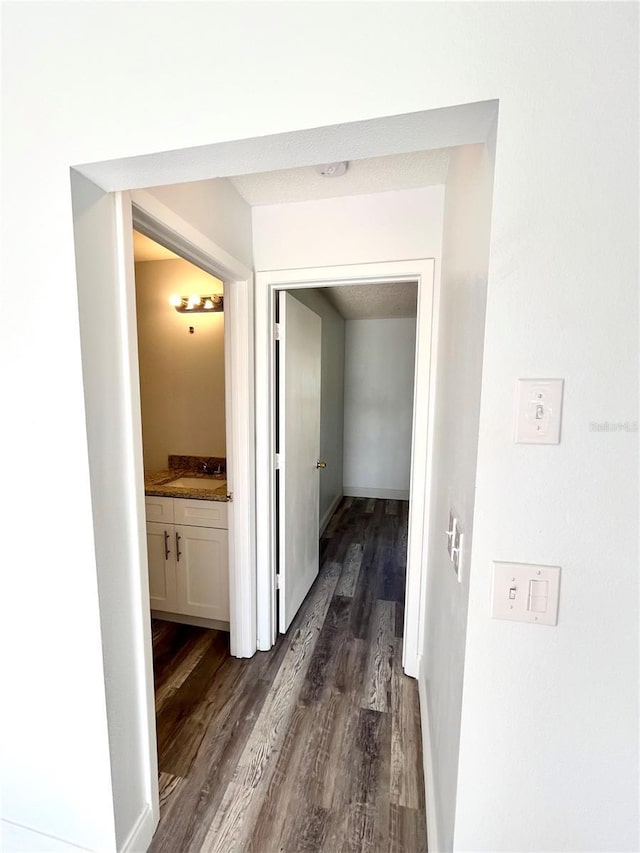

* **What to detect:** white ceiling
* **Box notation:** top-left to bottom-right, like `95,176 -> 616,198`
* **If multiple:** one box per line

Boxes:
322,281 -> 418,320
134,146 -> 441,317
232,149 -> 436,316
229,148 -> 450,206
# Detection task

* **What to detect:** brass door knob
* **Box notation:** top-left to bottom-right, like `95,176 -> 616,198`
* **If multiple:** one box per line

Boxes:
316,460 -> 327,469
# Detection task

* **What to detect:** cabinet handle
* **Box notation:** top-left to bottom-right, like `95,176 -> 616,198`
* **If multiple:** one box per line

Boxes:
175,531 -> 182,562
164,530 -> 170,561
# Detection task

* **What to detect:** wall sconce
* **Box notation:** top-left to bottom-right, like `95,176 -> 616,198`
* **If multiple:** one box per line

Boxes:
169,294 -> 224,313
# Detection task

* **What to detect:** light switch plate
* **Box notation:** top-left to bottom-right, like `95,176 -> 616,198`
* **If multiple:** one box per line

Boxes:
453,531 -> 464,583
492,561 -> 561,626
446,511 -> 457,559
514,378 -> 564,444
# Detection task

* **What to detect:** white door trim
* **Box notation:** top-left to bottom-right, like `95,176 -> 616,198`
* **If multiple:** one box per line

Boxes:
116,188 -> 258,837
255,259 -> 438,677
129,189 -> 257,660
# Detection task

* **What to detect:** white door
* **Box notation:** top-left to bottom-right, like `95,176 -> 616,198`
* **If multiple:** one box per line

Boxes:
277,291 -> 322,632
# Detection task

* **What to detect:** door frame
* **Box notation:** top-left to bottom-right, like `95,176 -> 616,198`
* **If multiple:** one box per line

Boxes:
128,188 -> 257,660
255,259 -> 438,677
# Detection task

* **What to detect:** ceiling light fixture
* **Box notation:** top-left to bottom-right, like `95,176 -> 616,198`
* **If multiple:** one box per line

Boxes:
315,161 -> 348,178
169,294 -> 223,313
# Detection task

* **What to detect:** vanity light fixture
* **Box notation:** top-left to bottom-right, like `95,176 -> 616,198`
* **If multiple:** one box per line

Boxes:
169,293 -> 224,313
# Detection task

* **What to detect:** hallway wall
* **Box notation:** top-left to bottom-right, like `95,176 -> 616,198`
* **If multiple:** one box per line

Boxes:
147,178 -> 253,270
252,186 -> 445,270
343,318 -> 416,498
421,143 -> 494,851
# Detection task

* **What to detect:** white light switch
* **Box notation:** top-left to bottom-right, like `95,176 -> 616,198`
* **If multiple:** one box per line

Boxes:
453,531 -> 464,583
446,511 -> 457,559
514,379 -> 564,444
492,562 -> 561,626
446,511 -> 464,582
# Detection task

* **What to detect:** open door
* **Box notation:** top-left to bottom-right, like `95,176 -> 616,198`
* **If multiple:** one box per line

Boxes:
277,291 -> 322,633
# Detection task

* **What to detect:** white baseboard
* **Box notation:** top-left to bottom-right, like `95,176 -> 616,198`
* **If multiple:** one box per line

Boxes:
319,492 -> 343,535
418,659 -> 441,853
120,803 -> 156,853
403,650 -> 419,679
343,486 -> 409,500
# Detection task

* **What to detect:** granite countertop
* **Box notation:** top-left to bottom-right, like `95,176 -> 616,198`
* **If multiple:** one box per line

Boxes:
144,455 -> 229,501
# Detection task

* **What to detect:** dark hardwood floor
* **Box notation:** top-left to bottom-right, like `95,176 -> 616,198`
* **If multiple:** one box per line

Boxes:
150,497 -> 426,853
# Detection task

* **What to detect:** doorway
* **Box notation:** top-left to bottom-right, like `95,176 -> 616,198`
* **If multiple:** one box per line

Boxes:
133,229 -> 230,627
275,282 -> 419,637
131,190 -> 257,661
256,259 -> 438,677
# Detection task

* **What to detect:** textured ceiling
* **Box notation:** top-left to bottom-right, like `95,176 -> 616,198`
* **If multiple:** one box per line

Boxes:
229,149 -> 450,206
323,281 -> 418,320
133,230 -> 182,261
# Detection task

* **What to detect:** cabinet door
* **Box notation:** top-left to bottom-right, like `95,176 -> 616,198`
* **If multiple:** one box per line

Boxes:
146,522 -> 177,612
175,525 -> 229,621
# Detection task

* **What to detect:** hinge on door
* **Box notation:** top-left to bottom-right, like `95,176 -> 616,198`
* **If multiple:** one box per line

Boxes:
276,573 -> 281,589
226,492 -> 233,502
275,453 -> 281,469
274,323 -> 281,341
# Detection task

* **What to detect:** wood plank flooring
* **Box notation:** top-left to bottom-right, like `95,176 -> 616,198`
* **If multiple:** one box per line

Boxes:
150,497 -> 427,853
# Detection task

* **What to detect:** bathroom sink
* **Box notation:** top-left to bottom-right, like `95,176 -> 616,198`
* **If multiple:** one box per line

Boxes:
166,477 -> 217,489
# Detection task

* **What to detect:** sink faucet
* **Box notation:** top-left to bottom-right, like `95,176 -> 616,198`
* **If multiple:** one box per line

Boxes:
201,460 -> 223,475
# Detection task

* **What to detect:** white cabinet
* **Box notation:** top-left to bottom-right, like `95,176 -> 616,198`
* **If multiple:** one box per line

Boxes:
145,498 -> 229,623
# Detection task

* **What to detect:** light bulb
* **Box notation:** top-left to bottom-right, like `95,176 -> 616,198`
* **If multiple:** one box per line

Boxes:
169,294 -> 182,307
187,294 -> 200,308
203,298 -> 214,310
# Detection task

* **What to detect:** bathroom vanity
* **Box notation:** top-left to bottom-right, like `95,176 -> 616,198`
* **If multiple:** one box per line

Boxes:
144,458 -> 230,630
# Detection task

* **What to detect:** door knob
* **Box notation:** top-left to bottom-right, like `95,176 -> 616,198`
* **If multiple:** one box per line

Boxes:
316,460 -> 327,469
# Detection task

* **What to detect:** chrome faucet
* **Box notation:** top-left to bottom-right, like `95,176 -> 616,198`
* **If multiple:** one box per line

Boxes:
201,460 -> 223,475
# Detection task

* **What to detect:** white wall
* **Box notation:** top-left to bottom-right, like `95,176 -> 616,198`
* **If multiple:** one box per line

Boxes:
252,186 -> 445,270
343,318 -> 416,499
135,258 -> 226,473
147,178 -> 253,270
290,290 -> 345,526
421,144 -> 494,851
1,4 -> 637,852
